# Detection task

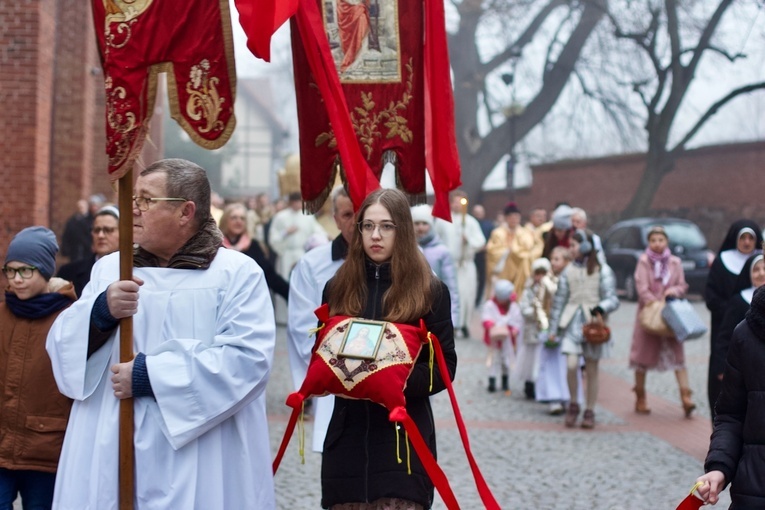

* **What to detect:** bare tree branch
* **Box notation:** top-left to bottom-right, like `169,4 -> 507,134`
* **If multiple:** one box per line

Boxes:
670,81 -> 765,155
480,0 -> 566,75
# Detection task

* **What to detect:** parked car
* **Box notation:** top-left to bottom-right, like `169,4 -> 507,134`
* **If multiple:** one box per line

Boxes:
602,217 -> 714,301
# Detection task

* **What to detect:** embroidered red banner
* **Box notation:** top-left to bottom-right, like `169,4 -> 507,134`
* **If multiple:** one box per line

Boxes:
234,0 -> 461,219
291,0 -> 426,212
93,0 -> 237,179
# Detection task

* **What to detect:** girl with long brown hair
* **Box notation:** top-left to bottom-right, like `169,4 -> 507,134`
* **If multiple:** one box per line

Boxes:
321,188 -> 457,510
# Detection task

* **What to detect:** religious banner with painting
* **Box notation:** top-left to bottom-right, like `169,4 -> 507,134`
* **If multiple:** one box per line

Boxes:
92,0 -> 237,180
291,0 -> 427,212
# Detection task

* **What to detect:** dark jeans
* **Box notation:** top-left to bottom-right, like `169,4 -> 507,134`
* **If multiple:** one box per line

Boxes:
0,468 -> 55,510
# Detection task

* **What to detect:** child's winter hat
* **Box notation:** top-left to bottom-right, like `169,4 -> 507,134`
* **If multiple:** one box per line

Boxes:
4,226 -> 58,279
494,279 -> 514,301
410,205 -> 434,226
532,257 -> 552,274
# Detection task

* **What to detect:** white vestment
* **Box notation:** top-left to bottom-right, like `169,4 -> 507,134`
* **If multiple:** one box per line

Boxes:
287,239 -> 345,452
435,214 -> 487,329
269,208 -> 327,323
46,249 -> 276,510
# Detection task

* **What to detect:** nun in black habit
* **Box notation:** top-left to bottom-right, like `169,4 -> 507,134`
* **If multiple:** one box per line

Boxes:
704,219 -> 762,419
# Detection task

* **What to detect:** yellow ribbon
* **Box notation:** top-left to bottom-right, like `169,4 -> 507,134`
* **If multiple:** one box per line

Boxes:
298,401 -> 306,465
307,323 -> 326,337
395,423 -> 402,464
427,332 -> 434,392
690,481 -> 704,495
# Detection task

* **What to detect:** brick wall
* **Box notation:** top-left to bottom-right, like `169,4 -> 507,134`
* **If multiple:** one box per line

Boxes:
0,1 -> 56,258
483,141 -> 765,251
0,3 -> 112,265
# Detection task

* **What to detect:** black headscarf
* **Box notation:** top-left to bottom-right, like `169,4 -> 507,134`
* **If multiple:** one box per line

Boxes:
733,253 -> 765,294
717,219 -> 763,254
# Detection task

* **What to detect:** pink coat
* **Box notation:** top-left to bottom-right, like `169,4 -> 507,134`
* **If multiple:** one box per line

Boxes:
629,253 -> 689,370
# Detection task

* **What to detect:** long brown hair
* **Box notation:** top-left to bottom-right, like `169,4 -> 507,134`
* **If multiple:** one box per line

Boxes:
327,188 -> 434,322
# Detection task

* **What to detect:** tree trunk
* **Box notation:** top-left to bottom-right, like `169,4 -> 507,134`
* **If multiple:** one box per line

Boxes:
620,151 -> 675,219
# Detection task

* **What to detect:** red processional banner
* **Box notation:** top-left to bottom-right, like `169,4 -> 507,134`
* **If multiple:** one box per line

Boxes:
92,0 -> 237,180
291,0 -> 427,212
234,0 -> 461,219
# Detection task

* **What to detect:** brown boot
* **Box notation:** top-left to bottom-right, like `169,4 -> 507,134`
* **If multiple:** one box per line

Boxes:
564,403 -> 580,428
581,409 -> 595,429
633,386 -> 651,414
680,388 -> 696,418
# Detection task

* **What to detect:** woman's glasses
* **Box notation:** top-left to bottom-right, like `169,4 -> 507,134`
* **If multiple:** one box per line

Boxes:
358,221 -> 397,237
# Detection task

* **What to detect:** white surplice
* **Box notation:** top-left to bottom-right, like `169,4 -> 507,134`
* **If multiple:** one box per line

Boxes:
287,239 -> 344,452
46,249 -> 276,510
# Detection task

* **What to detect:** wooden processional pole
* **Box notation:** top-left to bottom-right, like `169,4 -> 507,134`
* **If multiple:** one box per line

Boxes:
117,170 -> 135,510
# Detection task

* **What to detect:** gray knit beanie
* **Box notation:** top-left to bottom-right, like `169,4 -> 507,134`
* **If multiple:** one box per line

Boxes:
4,226 -> 59,279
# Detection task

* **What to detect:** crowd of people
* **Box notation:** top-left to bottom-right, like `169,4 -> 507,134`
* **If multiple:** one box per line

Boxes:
1,158 -> 763,508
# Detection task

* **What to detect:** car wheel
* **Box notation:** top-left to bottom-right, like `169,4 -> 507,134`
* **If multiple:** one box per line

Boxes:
624,274 -> 637,302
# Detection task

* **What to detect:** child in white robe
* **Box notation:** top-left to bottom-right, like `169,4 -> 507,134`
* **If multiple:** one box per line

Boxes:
535,247 -> 581,414
481,279 -> 523,394
517,257 -> 554,400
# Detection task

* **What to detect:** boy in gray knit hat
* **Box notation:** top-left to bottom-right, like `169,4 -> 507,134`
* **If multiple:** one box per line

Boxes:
1,226 -> 76,508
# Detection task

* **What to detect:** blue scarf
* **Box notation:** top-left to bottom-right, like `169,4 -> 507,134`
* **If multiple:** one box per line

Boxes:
5,291 -> 74,319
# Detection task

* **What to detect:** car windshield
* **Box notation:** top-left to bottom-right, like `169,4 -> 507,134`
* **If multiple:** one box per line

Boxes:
650,222 -> 707,250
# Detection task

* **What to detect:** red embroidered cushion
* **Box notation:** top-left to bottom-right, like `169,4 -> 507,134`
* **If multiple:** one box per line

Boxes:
292,304 -> 428,410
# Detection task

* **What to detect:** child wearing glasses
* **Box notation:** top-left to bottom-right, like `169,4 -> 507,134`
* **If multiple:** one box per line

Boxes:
0,227 -> 76,510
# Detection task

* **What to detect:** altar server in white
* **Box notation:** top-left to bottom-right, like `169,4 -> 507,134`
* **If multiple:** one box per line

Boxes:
46,159 -> 276,509
288,185 -> 355,452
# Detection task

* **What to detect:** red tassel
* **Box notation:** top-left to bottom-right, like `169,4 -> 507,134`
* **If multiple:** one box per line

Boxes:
675,482 -> 705,510
390,407 -> 461,510
430,334 -> 502,509
272,393 -> 305,474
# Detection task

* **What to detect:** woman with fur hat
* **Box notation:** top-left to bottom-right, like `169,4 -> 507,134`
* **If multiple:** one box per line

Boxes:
704,219 -> 762,419
628,226 -> 694,417
0,227 -> 76,509
548,229 -> 619,428
482,279 -> 523,394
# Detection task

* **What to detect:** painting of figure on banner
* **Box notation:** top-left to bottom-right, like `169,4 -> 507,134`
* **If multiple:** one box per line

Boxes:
323,0 -> 401,82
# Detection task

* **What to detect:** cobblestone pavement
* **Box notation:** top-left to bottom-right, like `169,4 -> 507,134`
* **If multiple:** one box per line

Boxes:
268,298 -> 731,509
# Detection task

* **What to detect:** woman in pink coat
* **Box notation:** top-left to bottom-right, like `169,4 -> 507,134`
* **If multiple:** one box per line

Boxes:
629,225 -> 694,417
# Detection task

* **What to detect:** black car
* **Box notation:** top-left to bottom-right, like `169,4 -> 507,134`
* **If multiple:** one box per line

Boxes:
602,218 -> 713,300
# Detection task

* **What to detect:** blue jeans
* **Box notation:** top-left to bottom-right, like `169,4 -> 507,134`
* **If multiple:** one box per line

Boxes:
0,468 -> 55,510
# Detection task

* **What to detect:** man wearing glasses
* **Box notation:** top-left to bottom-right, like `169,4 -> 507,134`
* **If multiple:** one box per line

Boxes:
57,205 -> 120,297
46,159 -> 277,509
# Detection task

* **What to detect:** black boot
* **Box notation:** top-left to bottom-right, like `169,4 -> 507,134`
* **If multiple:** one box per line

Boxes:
501,375 -> 510,392
488,377 -> 497,393
524,381 -> 536,400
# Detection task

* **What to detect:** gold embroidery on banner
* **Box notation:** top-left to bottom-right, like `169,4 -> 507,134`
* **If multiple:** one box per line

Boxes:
315,58 -> 413,158
103,0 -> 152,48
104,0 -> 153,24
105,76 -> 138,169
186,60 -> 226,134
